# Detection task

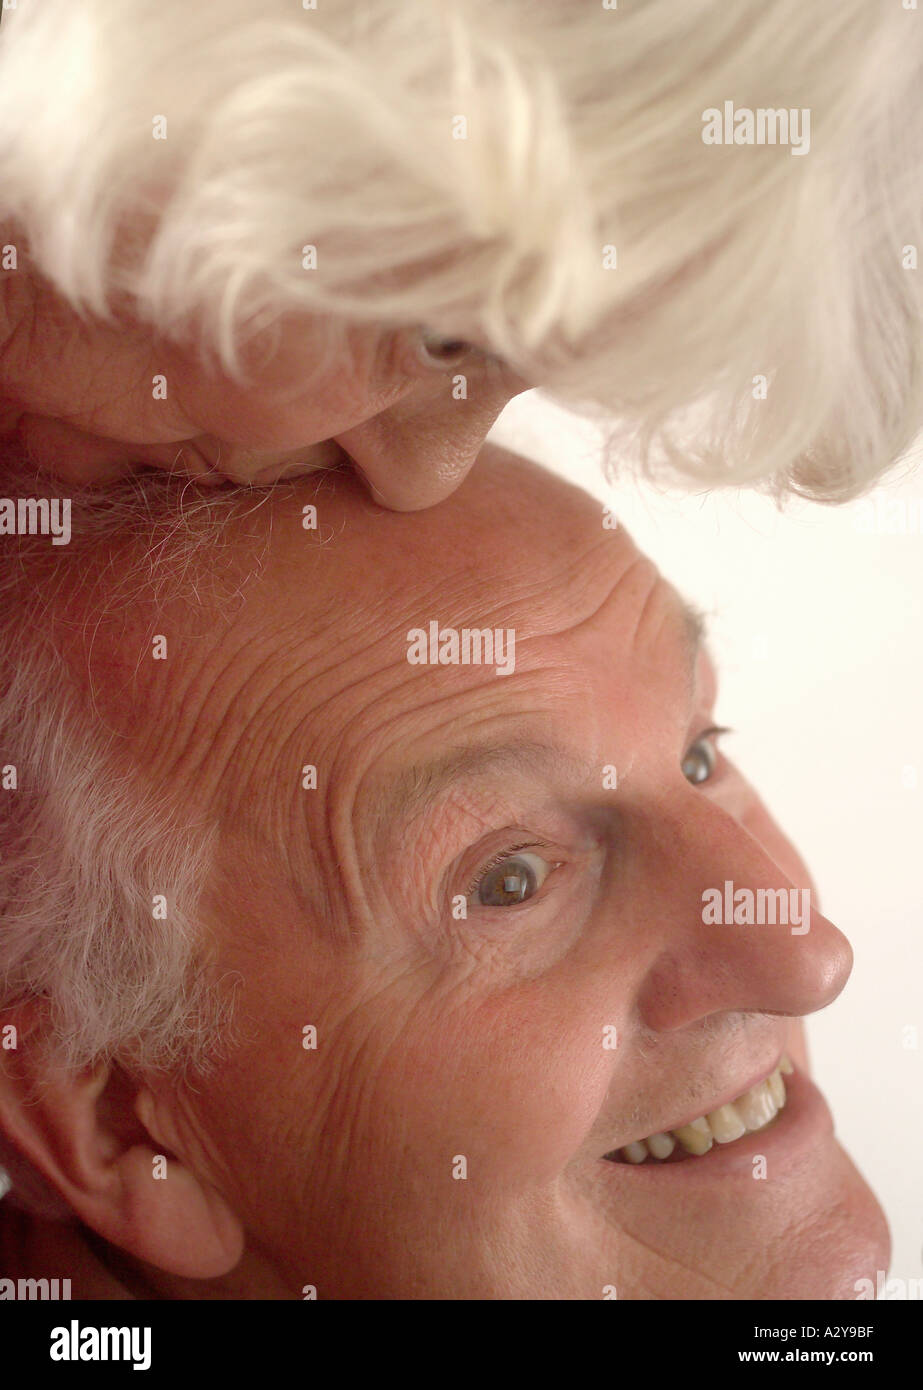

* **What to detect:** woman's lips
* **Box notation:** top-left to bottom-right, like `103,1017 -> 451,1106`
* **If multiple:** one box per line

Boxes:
597,1062 -> 833,1180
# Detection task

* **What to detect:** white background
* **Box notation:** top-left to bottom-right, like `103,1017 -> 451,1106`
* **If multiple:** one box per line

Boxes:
490,393 -> 923,1288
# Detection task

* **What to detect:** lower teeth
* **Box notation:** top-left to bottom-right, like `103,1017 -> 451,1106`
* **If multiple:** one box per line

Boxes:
604,1055 -> 792,1164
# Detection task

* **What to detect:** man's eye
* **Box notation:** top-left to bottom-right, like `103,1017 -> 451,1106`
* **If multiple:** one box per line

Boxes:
681,727 -> 731,785
468,850 -> 556,908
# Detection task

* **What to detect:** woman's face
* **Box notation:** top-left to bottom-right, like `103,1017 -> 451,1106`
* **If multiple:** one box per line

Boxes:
81,449 -> 888,1298
0,248 -> 527,506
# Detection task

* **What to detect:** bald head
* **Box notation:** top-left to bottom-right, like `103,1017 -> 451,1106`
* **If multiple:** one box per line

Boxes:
0,441 -> 881,1302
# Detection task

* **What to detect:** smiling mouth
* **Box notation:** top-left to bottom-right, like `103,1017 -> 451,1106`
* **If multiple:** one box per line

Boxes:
603,1054 -> 794,1164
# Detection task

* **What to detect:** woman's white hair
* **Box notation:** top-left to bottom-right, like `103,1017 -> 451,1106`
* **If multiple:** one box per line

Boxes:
0,0 -> 921,500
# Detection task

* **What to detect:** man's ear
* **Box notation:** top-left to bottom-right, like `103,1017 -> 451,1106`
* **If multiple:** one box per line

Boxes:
0,1010 -> 244,1278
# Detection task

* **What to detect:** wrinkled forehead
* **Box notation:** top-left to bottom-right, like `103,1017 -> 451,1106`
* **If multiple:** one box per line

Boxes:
73,451 -> 663,789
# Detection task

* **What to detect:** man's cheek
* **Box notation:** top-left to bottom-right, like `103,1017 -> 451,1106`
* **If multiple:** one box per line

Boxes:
415,1004 -> 612,1185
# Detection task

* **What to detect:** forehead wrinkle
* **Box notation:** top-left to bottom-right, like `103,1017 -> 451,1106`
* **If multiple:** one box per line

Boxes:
550,542 -> 709,714
629,563 -> 708,709
362,590 -> 709,848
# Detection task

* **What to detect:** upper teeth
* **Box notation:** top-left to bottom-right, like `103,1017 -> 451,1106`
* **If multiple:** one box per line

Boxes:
607,1054 -> 794,1164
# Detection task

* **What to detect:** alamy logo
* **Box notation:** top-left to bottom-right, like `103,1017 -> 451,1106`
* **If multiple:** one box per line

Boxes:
854,1271 -> 923,1300
50,1320 -> 151,1371
701,880 -> 810,935
406,621 -> 516,676
702,102 -> 811,156
852,495 -> 923,535
0,1277 -> 71,1299
0,496 -> 71,545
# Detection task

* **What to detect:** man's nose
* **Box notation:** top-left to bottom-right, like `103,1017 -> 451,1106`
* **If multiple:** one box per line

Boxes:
635,798 -> 854,1032
334,355 -> 529,510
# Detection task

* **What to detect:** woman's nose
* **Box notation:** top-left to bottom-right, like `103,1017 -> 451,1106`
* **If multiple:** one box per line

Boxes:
335,356 -> 529,510
635,799 -> 854,1032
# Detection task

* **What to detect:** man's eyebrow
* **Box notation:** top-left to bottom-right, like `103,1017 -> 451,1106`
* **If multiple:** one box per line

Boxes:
679,598 -> 710,693
372,595 -> 709,833
373,739 -> 584,833
680,599 -> 708,650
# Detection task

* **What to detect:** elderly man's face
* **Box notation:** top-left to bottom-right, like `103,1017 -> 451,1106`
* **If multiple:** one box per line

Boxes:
96,448 -> 885,1299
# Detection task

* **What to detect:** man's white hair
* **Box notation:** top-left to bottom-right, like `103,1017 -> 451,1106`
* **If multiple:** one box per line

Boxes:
0,0 -> 921,500
0,468 -> 251,1076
